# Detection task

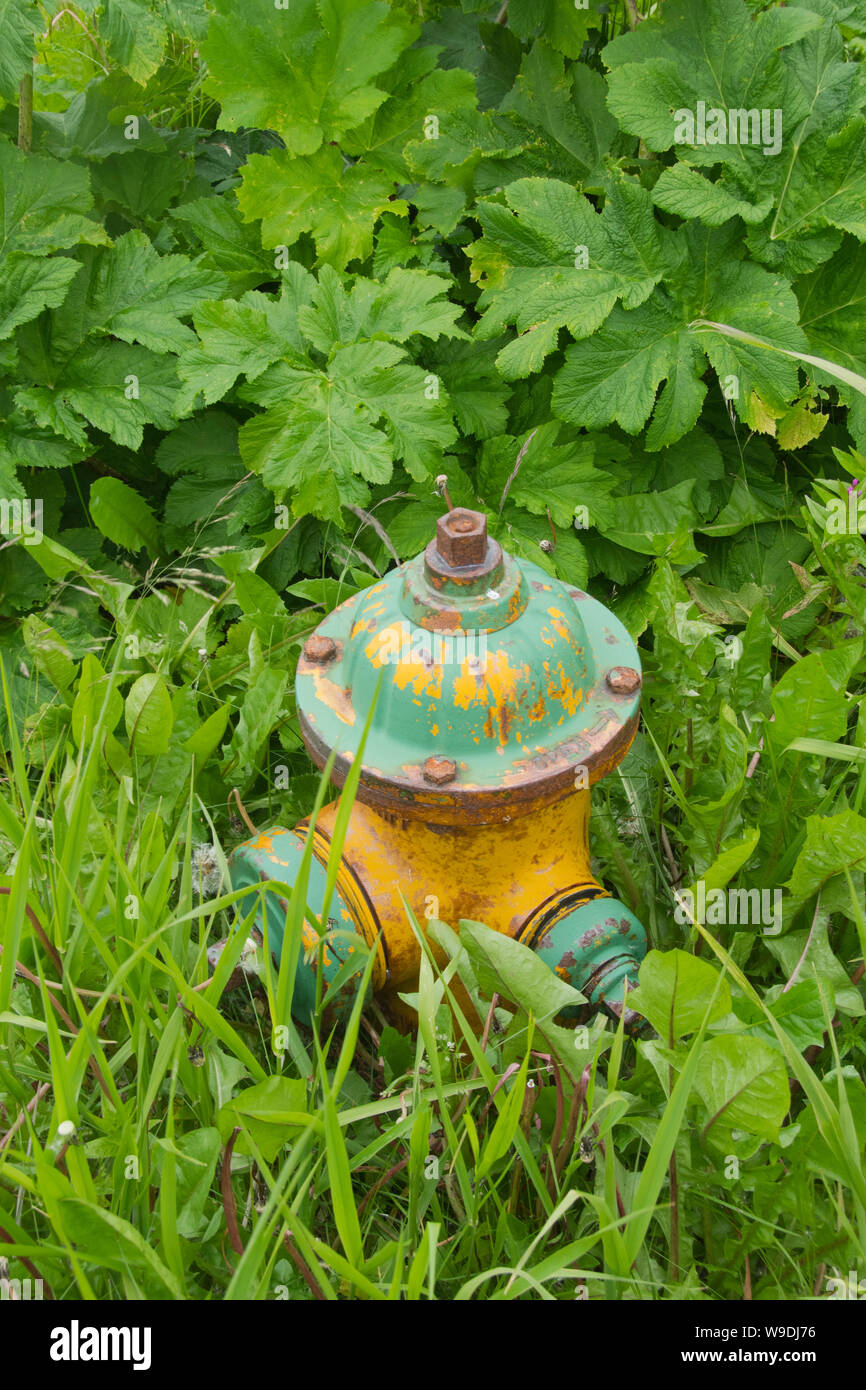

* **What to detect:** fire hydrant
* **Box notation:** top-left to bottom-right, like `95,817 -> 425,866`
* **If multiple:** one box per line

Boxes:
227,506 -> 647,1031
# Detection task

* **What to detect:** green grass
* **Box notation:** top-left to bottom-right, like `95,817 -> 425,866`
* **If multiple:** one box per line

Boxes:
1,635 -> 864,1301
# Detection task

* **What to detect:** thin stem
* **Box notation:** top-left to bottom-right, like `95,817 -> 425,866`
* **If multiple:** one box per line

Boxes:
18,72 -> 33,153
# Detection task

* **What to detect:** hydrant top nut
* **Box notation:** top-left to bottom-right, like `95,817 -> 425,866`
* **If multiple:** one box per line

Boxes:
422,755 -> 457,785
435,508 -> 488,568
303,634 -> 337,664
605,666 -> 641,696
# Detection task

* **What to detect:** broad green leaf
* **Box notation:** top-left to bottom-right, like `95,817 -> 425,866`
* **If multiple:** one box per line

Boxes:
796,237 -> 866,443
90,478 -> 160,556
459,918 -> 585,1018
0,140 -> 110,258
552,295 -> 706,442
0,256 -> 80,342
342,65 -> 477,180
403,107 -> 526,190
770,646 -> 860,750
426,337 -> 509,441
71,653 -> 123,746
507,0 -> 595,59
605,0 -> 821,169
785,811 -> 866,919
58,1199 -> 184,1297
652,164 -> 773,227
554,227 -> 807,445
693,1034 -> 789,1147
698,828 -> 762,893
734,979 -> 830,1052
502,41 -> 618,180
159,1127 -> 221,1240
177,274 -> 314,410
222,666 -> 288,779
478,423 -> 615,527
238,145 -> 408,270
606,480 -> 702,562
627,949 -> 731,1044
297,265 -> 465,352
125,674 -> 174,757
169,196 -> 274,292
34,73 -> 165,160
202,0 -> 414,155
17,342 -> 178,451
771,118 -> 866,243
239,342 -> 455,518
470,176 -> 670,379
765,913 -> 865,1017
99,0 -> 168,83
217,1075 -> 311,1161
155,410 -> 241,478
0,0 -> 41,100
69,232 -> 227,355
184,703 -> 230,762
92,145 -> 188,222
21,615 -> 76,693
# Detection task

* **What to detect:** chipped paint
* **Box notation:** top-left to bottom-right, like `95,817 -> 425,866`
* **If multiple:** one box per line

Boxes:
311,670 -> 355,726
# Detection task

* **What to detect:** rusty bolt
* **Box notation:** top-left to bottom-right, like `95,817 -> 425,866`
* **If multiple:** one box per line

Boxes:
605,666 -> 641,696
422,755 -> 457,786
435,508 -> 488,568
303,634 -> 337,664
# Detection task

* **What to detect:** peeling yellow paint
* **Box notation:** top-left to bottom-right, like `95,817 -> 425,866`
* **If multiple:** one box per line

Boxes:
392,657 -> 443,697
312,670 -> 355,725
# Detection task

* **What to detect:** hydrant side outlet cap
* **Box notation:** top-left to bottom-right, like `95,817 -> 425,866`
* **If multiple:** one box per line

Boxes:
295,509 -> 641,823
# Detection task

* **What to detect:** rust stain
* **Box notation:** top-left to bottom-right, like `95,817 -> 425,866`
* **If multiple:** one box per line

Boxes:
420,609 -> 463,633
508,586 -> 525,622
528,693 -> 546,722
498,704 -> 511,745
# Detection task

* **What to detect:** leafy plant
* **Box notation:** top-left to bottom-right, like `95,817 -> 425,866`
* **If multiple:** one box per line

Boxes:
0,0 -> 865,1302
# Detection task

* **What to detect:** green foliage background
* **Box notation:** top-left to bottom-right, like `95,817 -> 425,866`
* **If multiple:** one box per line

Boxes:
0,0 -> 865,1302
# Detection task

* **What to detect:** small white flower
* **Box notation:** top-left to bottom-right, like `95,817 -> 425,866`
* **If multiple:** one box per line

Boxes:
57,1120 -> 76,1139
192,843 -> 222,898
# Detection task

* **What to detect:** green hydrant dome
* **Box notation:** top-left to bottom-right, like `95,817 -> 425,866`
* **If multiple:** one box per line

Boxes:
296,508 -> 641,823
